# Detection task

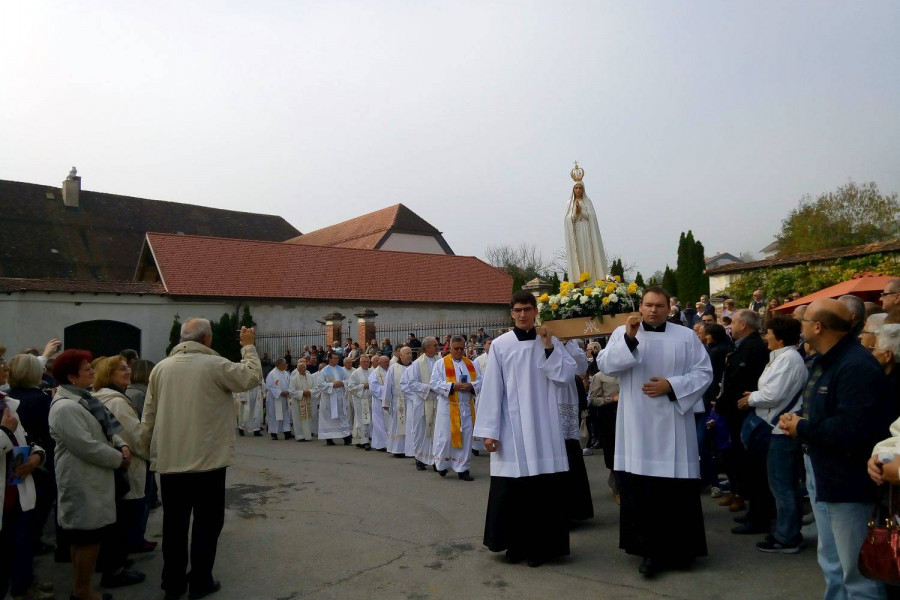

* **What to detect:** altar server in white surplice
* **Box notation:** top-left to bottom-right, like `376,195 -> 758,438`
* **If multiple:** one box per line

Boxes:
368,356 -> 389,451
383,347 -> 413,457
553,340 -> 594,521
596,286 -> 713,577
474,290 -> 575,567
472,337 -> 493,454
288,358 -> 317,441
347,354 -> 373,449
400,337 -> 441,470
317,351 -> 352,445
431,336 -> 483,480
234,382 -> 264,436
265,359 -> 292,440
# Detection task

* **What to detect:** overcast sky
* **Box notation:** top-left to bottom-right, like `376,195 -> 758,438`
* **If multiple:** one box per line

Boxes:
2,1 -> 898,279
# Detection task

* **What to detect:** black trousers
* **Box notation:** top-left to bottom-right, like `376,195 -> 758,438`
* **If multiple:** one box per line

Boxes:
97,497 -> 139,574
160,468 -> 226,593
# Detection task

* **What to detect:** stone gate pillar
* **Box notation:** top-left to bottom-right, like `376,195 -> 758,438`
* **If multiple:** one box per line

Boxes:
323,312 -> 346,348
355,309 -> 378,348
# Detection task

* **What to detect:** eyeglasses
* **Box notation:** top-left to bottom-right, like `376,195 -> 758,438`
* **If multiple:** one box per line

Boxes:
511,307 -> 535,314
881,292 -> 899,299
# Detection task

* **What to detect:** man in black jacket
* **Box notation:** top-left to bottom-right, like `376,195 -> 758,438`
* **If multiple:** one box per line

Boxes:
780,299 -> 893,600
715,310 -> 770,528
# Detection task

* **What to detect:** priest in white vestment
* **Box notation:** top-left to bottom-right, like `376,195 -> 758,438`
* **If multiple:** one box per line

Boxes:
368,356 -> 389,451
265,359 -> 292,440
400,338 -> 441,470
288,358 -> 317,441
347,354 -> 373,449
474,291 -> 575,567
564,164 -> 607,281
234,382 -> 264,436
383,347 -> 412,457
551,340 -> 593,520
317,351 -> 352,445
596,286 -> 713,577
431,336 -> 483,480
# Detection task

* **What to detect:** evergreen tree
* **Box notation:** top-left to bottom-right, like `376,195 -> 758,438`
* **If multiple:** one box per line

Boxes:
662,265 -> 678,297
211,312 -> 242,361
166,314 -> 182,355
635,271 -> 645,287
609,258 -> 625,280
240,305 -> 254,328
647,275 -> 659,287
675,230 -> 708,304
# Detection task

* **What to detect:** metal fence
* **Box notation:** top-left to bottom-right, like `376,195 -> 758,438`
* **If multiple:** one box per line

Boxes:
255,328 -> 326,360
375,318 -> 513,349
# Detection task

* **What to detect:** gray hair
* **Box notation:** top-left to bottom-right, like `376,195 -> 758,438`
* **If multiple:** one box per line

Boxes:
422,337 -> 438,348
7,354 -> 44,388
865,313 -> 888,334
180,318 -> 212,343
875,324 -> 900,362
450,335 -> 466,345
734,309 -> 761,331
838,294 -> 866,324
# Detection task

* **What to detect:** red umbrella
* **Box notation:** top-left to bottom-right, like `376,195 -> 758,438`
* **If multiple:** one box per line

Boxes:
771,272 -> 895,314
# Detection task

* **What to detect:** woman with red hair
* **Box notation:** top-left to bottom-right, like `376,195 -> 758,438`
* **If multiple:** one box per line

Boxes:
50,349 -> 134,600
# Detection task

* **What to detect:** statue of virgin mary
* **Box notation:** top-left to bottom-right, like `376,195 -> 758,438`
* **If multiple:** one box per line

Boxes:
564,162 -> 608,281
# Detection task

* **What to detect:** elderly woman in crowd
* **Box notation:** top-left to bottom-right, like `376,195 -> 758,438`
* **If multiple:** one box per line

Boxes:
868,325 -> 900,488
0,384 -> 52,600
49,349 -> 138,600
6,354 -> 57,556
94,355 -> 155,575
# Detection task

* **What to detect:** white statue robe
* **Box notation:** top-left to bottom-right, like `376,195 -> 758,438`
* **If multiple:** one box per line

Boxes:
368,367 -> 388,450
596,323 -> 713,479
347,367 -> 372,444
473,330 -> 574,478
382,362 -> 410,455
400,354 -> 440,465
430,356 -> 483,473
317,365 -> 351,440
265,369 -> 292,434
234,384 -> 264,433
288,370 -> 317,440
564,189 -> 607,281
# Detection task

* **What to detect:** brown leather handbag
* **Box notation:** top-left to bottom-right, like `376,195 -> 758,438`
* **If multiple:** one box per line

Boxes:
859,485 -> 900,584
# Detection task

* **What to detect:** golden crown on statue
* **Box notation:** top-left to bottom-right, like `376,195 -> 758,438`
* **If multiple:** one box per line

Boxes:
570,161 -> 584,183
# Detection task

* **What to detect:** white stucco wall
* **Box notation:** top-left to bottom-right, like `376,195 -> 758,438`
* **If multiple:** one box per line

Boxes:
0,292 -> 507,363
377,233 -> 447,254
709,272 -> 743,295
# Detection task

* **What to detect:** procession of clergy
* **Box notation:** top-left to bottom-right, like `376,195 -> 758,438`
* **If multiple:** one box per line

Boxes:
234,337 -> 490,480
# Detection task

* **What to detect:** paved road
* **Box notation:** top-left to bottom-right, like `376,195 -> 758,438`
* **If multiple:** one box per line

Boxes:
37,435 -> 825,599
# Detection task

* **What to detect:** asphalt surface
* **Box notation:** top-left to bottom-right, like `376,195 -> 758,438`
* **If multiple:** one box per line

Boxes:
36,434 -> 825,600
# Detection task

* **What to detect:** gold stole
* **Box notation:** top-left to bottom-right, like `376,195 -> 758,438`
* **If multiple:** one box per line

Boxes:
295,374 -> 312,419
443,355 -> 477,449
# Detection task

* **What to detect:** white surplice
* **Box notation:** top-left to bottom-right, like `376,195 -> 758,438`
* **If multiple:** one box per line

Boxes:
473,330 -> 575,478
400,354 -> 440,465
288,369 -> 318,440
347,367 -> 372,444
382,362 -> 409,455
430,357 -> 483,473
554,340 -> 589,440
368,367 -> 388,450
596,323 -> 713,479
265,368 -> 292,434
234,384 -> 264,433
472,351 -> 491,453
317,365 -> 351,440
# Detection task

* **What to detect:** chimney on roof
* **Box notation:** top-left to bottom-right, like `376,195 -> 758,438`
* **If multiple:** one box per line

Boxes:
62,166 -> 80,208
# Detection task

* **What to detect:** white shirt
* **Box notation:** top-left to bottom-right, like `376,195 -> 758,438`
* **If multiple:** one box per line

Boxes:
747,345 -> 808,435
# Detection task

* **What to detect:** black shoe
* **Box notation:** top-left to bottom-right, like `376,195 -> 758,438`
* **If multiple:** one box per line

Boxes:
101,568 -> 146,587
326,439 -> 336,446
393,453 -> 405,458
253,431 -> 262,437
458,471 -> 474,481
284,433 -> 292,440
731,523 -> 770,535
271,434 -> 279,440
472,449 -> 480,456
415,460 -> 427,471
733,514 -> 749,524
432,464 -> 438,473
364,443 -> 371,451
505,549 -> 525,563
343,436 -> 352,446
377,447 -> 387,452
165,592 -> 186,600
527,557 -> 545,568
72,595 -> 113,600
189,581 -> 222,599
238,429 -> 245,436
296,438 -> 307,442
638,557 -> 660,577
438,469 -> 447,477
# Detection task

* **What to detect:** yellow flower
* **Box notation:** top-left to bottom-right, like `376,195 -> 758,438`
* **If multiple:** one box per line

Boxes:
583,287 -> 593,296
614,275 -> 621,282
602,297 -> 611,305
627,282 -> 638,294
578,272 -> 591,283
550,303 -> 559,310
559,281 -> 574,295
594,280 -> 603,287
605,283 -> 616,294
538,293 -> 550,303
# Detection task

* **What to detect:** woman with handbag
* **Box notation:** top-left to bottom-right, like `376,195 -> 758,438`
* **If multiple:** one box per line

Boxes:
49,350 -> 141,600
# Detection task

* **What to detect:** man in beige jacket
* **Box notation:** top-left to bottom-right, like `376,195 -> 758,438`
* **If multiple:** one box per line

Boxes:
140,318 -> 261,600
